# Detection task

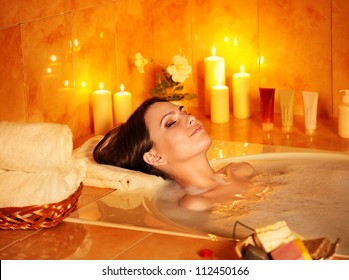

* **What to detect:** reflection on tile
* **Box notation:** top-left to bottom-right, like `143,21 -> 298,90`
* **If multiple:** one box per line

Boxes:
78,186 -> 115,208
152,0 -> 193,97
0,26 -> 26,122
68,186 -> 207,237
0,229 -> 42,251
191,0 -> 259,111
115,233 -> 238,260
71,4 -> 117,137
114,0 -> 154,108
21,14 -> 77,133
0,222 -> 150,260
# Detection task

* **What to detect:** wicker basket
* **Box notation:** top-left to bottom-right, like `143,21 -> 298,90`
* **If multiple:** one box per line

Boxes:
0,183 -> 83,230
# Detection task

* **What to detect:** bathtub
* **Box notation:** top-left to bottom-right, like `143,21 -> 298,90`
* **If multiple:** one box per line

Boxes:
66,140 -> 349,258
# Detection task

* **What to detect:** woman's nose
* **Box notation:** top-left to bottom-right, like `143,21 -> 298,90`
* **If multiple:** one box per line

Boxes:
187,114 -> 196,126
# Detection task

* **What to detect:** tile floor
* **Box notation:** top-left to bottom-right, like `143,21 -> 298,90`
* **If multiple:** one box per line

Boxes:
1,112 -> 348,260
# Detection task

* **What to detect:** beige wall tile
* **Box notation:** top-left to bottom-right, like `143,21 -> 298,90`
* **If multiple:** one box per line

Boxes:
18,0 -> 70,22
259,0 -> 332,117
332,0 -> 349,117
21,15 -> 77,133
71,4 -> 117,136
0,26 -> 26,122
0,0 -> 20,28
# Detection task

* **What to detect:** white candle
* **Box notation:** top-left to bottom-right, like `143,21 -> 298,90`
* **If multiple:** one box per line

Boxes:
113,84 -> 132,124
204,46 -> 225,116
92,83 -> 113,135
232,64 -> 250,119
210,83 -> 229,124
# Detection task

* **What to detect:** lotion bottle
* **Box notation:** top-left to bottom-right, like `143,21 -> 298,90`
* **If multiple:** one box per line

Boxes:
338,89 -> 349,138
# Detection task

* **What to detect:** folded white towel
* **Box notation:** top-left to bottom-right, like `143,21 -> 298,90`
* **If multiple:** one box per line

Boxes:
0,159 -> 86,207
73,136 -> 165,191
0,121 -> 73,173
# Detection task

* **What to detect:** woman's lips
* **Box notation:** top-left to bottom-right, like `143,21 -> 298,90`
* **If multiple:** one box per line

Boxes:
191,125 -> 203,136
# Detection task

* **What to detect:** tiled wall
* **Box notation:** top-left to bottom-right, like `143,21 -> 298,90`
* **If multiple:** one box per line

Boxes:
1,0 -> 349,140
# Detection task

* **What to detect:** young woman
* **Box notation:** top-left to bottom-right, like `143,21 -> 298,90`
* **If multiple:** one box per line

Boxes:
93,97 -> 258,211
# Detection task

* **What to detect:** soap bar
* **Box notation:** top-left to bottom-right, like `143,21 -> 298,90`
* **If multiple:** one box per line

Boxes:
303,238 -> 331,260
270,238 -> 312,260
243,244 -> 270,260
255,221 -> 295,253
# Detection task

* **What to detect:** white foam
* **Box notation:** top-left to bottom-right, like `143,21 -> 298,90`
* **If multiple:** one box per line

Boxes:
154,155 -> 349,256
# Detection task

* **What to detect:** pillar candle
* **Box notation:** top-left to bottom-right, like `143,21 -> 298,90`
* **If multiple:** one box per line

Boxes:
113,84 -> 132,124
92,83 -> 113,135
204,46 -> 225,116
232,64 -> 250,119
210,84 -> 229,124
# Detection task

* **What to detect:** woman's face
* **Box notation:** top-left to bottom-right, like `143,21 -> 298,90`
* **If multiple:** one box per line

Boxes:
144,101 -> 212,163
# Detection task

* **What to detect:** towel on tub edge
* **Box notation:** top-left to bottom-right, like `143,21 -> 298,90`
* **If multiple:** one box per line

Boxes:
73,136 -> 165,191
0,121 -> 73,173
0,158 -> 86,207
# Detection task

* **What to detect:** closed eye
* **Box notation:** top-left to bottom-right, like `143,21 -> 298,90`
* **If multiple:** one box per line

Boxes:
165,120 -> 176,128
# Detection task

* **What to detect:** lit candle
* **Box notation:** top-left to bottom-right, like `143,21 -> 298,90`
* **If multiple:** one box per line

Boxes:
113,84 -> 132,124
57,80 -> 73,95
210,79 -> 229,124
92,82 -> 113,135
232,64 -> 250,119
204,46 -> 225,116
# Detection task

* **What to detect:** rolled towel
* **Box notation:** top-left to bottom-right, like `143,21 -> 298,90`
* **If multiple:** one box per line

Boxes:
0,121 -> 73,173
73,136 -> 165,191
0,159 -> 86,207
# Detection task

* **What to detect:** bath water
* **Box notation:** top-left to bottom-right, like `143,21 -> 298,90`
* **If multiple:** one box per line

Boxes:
154,155 -> 349,256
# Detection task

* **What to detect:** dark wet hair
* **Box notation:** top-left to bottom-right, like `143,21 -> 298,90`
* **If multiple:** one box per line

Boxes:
93,96 -> 170,179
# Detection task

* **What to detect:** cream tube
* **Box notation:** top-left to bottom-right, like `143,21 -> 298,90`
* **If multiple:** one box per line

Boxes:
302,91 -> 318,135
278,89 -> 294,132
259,88 -> 275,131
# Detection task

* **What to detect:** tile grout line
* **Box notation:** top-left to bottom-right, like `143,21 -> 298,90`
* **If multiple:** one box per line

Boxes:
110,232 -> 154,259
0,228 -> 44,253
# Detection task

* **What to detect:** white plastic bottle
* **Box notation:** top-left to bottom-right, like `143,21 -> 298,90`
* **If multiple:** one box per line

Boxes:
338,89 -> 349,138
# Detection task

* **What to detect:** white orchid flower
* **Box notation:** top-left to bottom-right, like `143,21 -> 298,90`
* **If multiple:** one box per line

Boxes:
134,52 -> 149,73
166,55 -> 192,83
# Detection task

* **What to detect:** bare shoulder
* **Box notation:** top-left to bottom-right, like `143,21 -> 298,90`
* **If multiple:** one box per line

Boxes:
217,162 -> 255,180
179,195 -> 213,211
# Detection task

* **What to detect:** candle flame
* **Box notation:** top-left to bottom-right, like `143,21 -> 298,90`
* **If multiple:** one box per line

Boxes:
234,38 -> 238,46
258,56 -> 264,65
120,84 -> 125,91
50,55 -> 57,62
46,67 -> 52,74
240,64 -> 245,73
99,82 -> 104,90
211,45 -> 216,56
82,81 -> 87,88
64,80 -> 69,87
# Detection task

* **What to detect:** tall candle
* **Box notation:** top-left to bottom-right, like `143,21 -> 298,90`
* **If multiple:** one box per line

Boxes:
92,83 -> 113,135
232,64 -> 250,119
113,84 -> 132,124
204,46 -> 225,116
210,83 -> 229,124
